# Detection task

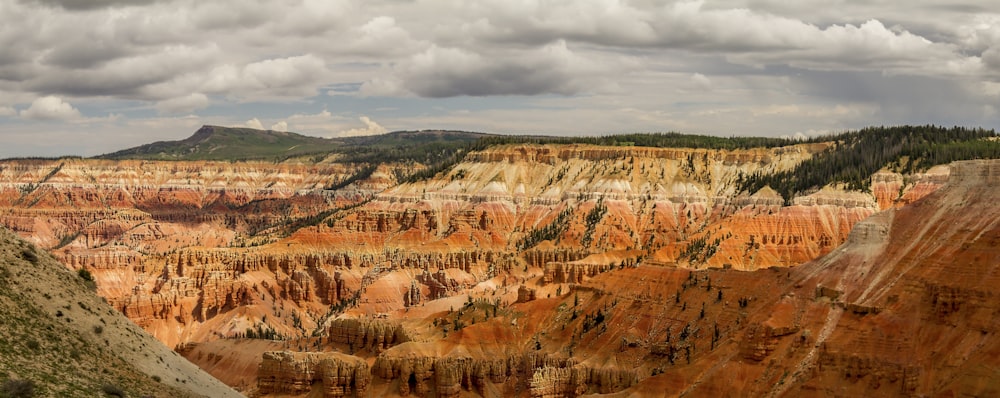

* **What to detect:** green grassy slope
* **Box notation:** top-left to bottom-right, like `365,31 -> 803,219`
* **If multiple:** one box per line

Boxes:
98,125 -> 345,161
97,126 -> 491,162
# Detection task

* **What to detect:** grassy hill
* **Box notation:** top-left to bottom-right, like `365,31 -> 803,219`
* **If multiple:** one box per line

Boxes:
98,125 -> 346,161
0,227 -> 240,398
98,125 -> 490,162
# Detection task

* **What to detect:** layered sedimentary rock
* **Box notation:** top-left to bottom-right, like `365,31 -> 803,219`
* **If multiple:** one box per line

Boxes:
257,351 -> 370,397
618,160 -> 1000,397
870,166 -> 950,210
0,143 -> 968,397
367,347 -> 636,398
529,365 -> 637,397
327,318 -> 410,353
517,285 -> 537,303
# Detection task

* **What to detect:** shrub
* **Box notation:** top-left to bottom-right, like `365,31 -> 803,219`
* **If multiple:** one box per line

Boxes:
101,383 -> 124,397
93,325 -> 104,335
77,268 -> 94,282
2,378 -> 36,398
20,249 -> 38,265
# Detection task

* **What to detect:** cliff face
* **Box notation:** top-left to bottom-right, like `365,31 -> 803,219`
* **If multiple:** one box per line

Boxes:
0,158 -> 382,347
257,351 -> 370,397
0,143 -> 962,397
327,318 -> 410,353
361,345 -> 636,398
771,160 -> 1000,397
620,160 -> 1000,397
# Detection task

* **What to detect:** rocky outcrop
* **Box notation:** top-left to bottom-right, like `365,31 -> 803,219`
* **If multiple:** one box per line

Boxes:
529,365 -> 637,397
3,143 -> 982,397
651,160 -> 1000,397
403,279 -> 422,307
517,285 -> 537,303
416,269 -> 461,300
542,261 -> 616,285
369,349 -> 635,398
327,318 -> 410,353
739,322 -> 800,362
812,350 -> 921,394
257,351 -> 370,397
870,166 -> 949,210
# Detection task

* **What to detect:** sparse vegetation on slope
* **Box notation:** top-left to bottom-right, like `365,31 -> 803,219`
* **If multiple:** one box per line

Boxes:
0,228 -> 238,397
474,131 -> 797,150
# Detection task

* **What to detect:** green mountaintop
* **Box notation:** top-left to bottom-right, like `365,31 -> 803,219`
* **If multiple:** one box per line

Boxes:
99,125 -> 342,160
97,125 -> 490,161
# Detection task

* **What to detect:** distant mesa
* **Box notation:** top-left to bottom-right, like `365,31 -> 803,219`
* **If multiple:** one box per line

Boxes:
98,125 -> 492,161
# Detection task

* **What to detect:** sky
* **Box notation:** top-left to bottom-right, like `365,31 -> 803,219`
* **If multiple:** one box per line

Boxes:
1,0 -> 999,157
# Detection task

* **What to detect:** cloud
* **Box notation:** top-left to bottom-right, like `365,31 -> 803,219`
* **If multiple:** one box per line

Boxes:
203,54 -> 328,99
338,16 -> 426,58
460,1 -> 974,76
243,119 -> 290,132
23,0 -> 163,11
244,118 -> 264,130
362,40 -> 626,97
28,44 -> 220,98
691,73 -> 712,90
1,0 -> 999,158
155,93 -> 208,114
723,19 -> 967,74
336,116 -> 387,137
19,96 -> 82,120
270,121 -> 288,132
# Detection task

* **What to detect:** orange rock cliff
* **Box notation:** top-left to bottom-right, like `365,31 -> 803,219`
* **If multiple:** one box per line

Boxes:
3,143 -> 986,397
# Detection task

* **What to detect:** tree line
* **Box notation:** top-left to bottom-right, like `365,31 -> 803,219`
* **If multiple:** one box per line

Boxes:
737,125 -> 999,202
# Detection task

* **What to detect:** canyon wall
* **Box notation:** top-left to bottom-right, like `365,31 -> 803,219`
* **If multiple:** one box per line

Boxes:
0,144 -> 960,397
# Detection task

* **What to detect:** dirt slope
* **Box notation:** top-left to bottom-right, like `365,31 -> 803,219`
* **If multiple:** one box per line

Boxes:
0,226 -> 241,397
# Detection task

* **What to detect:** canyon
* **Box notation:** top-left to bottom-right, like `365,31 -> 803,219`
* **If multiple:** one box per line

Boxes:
1,127 -> 995,397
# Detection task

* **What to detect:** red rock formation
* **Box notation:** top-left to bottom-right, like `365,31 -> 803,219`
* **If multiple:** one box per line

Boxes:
368,347 -> 634,398
870,166 -> 949,210
327,318 -> 410,353
621,160 -> 1000,397
529,365 -> 637,397
517,285 -> 537,303
2,144 -> 978,397
257,351 -> 370,397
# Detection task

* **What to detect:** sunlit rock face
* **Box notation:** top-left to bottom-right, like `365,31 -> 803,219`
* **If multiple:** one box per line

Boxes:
0,145 -> 961,396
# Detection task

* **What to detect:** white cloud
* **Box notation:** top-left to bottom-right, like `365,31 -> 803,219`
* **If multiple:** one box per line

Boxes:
270,121 -> 287,132
336,116 -> 387,137
691,73 -> 712,90
341,16 -> 426,58
244,118 -> 264,130
155,93 -> 208,114
363,40 -> 628,97
20,96 -> 82,121
1,0 -> 999,157
203,54 -> 328,99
